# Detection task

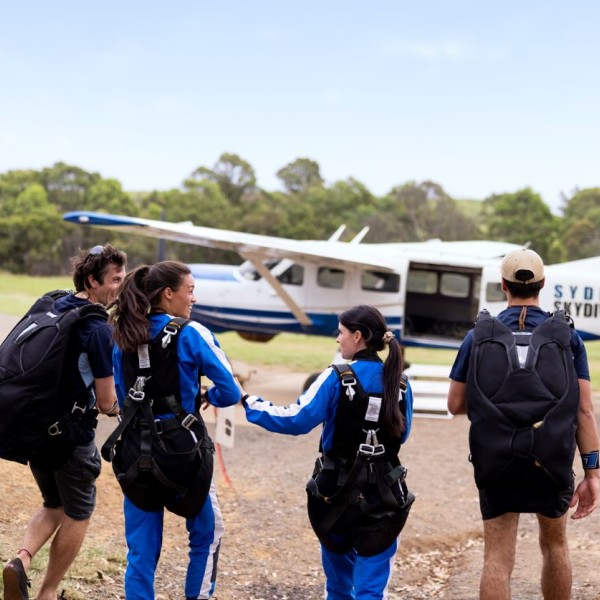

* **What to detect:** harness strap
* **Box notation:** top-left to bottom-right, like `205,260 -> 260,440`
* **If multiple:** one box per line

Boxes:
47,397 -> 98,437
307,453 -> 370,505
308,453 -> 370,537
101,398 -> 140,462
374,461 -> 406,511
332,363 -> 369,404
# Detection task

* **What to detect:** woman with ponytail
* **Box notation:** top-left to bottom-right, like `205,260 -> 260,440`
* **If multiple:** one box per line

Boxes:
110,261 -> 242,600
242,305 -> 414,599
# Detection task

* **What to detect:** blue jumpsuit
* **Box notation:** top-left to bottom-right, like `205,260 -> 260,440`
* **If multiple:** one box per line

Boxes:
244,357 -> 414,600
113,313 -> 241,600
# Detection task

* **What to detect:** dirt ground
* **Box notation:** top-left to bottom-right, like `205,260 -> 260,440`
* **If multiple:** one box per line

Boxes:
1,313 -> 600,600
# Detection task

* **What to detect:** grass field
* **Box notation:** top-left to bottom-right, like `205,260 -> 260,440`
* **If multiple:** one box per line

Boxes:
1,272 -> 599,388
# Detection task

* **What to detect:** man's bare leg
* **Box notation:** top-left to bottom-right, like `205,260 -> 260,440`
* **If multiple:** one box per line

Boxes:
537,513 -> 571,600
12,507 -> 65,572
35,516 -> 90,600
480,513 -> 520,600
11,507 -> 90,600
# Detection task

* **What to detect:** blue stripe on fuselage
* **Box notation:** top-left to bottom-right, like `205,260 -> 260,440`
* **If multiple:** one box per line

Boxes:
191,304 -> 402,338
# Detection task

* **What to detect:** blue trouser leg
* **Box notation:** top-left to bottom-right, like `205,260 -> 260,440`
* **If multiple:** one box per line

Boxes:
322,543 -> 356,600
353,537 -> 398,600
123,496 -> 164,600
321,536 -> 399,600
184,479 -> 225,599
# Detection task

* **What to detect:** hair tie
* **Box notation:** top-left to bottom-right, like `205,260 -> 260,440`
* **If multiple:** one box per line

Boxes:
382,331 -> 394,344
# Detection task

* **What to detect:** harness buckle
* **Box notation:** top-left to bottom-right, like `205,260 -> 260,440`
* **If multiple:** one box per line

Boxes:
48,422 -> 61,436
128,389 -> 145,402
71,403 -> 86,415
128,376 -> 148,403
358,443 -> 386,456
341,376 -> 357,401
181,413 -> 198,430
161,324 -> 179,348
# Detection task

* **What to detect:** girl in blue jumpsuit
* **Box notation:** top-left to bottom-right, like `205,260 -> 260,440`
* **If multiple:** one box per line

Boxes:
243,305 -> 414,600
111,261 -> 242,600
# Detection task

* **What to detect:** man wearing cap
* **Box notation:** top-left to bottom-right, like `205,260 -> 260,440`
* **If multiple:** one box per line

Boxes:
447,248 -> 599,600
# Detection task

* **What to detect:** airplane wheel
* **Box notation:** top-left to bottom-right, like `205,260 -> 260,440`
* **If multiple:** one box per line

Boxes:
303,372 -> 320,392
237,331 -> 276,342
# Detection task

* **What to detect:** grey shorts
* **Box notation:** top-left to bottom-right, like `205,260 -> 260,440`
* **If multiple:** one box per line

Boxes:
30,440 -> 102,520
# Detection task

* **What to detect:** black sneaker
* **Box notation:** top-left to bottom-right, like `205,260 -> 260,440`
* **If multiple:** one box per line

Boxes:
3,558 -> 30,600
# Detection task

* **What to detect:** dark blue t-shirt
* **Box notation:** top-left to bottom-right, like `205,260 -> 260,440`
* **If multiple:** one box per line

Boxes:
55,294 -> 114,442
449,306 -> 590,382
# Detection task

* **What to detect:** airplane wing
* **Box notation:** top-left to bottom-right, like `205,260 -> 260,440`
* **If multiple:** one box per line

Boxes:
64,211 -> 401,272
63,211 -> 521,272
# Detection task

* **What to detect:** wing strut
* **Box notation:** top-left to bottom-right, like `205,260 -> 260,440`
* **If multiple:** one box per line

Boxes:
242,253 -> 313,326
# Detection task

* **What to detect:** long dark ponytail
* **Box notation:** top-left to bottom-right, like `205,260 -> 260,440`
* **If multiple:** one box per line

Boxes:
339,305 -> 405,437
110,261 -> 191,353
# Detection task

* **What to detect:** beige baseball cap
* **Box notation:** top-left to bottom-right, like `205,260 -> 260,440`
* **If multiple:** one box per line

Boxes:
500,248 -> 544,284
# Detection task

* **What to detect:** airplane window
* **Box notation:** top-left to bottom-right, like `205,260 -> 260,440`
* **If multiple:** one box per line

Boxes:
317,267 -> 345,289
440,273 -> 470,298
361,271 -> 400,293
486,282 -> 506,303
406,270 -> 437,294
278,264 -> 304,285
239,259 -> 280,281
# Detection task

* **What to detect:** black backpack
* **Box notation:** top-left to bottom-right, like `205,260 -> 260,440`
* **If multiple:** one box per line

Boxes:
306,363 -> 414,556
101,318 -> 214,519
0,290 -> 107,464
467,309 -> 580,493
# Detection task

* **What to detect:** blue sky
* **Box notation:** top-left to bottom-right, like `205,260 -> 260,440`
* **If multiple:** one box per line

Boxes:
1,1 -> 598,215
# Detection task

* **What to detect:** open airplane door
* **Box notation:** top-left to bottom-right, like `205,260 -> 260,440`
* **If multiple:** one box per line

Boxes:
479,264 -> 507,316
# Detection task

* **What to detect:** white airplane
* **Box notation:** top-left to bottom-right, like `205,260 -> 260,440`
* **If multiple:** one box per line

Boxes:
63,211 -> 600,349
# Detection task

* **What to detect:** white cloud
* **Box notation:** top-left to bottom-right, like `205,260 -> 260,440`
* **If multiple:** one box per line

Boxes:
377,38 -> 510,63
379,39 -> 467,61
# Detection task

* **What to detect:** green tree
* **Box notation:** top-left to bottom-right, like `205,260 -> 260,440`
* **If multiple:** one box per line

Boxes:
0,183 -> 66,274
276,158 -> 324,193
191,153 -> 256,204
40,162 -> 101,212
561,188 -> 600,260
0,169 -> 43,215
84,178 -> 137,214
483,188 -> 562,262
375,180 -> 478,242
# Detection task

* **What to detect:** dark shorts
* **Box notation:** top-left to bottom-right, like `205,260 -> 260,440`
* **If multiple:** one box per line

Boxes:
30,440 -> 101,521
479,466 -> 575,520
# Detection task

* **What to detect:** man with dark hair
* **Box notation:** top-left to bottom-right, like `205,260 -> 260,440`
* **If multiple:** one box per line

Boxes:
447,248 -> 599,600
3,244 -> 127,600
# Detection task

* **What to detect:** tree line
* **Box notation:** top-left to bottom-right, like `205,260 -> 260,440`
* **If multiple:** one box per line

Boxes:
0,154 -> 598,275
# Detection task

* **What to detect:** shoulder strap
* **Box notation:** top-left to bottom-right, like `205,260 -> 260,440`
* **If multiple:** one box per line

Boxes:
44,289 -> 71,301
157,317 -> 190,348
331,363 -> 368,403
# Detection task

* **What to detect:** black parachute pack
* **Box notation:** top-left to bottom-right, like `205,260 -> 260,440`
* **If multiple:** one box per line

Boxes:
467,309 -> 580,494
101,318 -> 214,518
0,290 -> 106,465
306,363 -> 414,556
